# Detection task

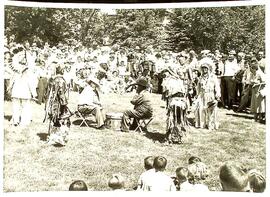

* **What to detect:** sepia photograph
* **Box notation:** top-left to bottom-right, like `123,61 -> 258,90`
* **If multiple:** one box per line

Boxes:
2,0 -> 267,193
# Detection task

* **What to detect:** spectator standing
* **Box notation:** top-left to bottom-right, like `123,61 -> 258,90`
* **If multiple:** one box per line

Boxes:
221,50 -> 240,109
4,50 -> 13,101
36,59 -> 49,105
250,59 -> 266,122
257,51 -> 265,73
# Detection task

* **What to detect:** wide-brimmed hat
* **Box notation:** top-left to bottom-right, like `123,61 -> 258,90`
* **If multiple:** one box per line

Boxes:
132,77 -> 148,87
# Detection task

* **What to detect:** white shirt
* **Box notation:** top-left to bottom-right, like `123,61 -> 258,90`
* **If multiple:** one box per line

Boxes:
11,70 -> 37,99
78,85 -> 100,106
25,50 -> 37,69
179,181 -> 194,191
192,184 -> 209,191
137,169 -> 155,191
223,59 -> 240,77
155,58 -> 165,73
142,171 -> 176,191
180,181 -> 209,191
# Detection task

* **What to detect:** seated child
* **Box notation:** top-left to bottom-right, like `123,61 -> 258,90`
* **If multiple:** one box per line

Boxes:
187,162 -> 209,191
108,174 -> 125,191
188,156 -> 202,164
188,161 -> 209,183
219,162 -> 251,192
136,156 -> 155,191
247,169 -> 266,193
69,180 -> 88,191
143,156 -> 176,191
174,167 -> 193,191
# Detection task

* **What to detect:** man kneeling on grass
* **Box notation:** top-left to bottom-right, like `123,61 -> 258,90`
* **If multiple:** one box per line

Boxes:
120,77 -> 153,132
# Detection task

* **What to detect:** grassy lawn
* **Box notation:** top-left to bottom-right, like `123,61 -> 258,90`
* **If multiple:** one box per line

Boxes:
3,92 -> 266,192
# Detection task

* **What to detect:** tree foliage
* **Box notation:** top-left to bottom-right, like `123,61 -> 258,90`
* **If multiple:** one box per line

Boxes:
4,5 -> 265,53
166,6 -> 265,53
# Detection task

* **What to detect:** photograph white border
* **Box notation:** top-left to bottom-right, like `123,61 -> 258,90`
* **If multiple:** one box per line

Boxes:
0,1 -> 269,197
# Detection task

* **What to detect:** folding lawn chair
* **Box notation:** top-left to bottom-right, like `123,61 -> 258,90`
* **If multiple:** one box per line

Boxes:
134,117 -> 154,133
74,106 -> 95,127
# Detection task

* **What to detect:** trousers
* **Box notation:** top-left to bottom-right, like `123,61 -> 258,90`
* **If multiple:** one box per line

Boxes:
221,76 -> 236,109
12,98 -> 32,126
78,104 -> 105,128
237,84 -> 252,111
121,109 -> 152,132
37,77 -> 48,104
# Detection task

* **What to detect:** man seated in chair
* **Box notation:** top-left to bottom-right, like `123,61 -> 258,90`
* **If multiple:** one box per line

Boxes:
120,77 -> 153,132
77,77 -> 106,129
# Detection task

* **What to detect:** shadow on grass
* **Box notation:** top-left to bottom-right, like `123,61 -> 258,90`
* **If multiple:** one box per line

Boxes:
4,115 -> 12,121
37,133 -> 49,141
187,117 -> 195,127
53,143 -> 65,148
72,119 -> 96,127
226,113 -> 254,120
144,131 -> 167,143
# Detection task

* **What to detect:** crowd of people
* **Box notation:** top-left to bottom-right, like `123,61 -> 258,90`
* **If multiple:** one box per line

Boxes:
4,38 -> 266,145
68,155 -> 266,192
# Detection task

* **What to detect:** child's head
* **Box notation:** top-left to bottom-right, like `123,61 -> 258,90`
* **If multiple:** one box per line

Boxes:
112,70 -> 119,77
188,162 -> 209,184
69,180 -> 88,191
108,174 -> 125,190
176,167 -> 189,183
219,162 -> 250,192
144,156 -> 154,170
153,156 -> 167,172
248,169 -> 266,193
188,156 -> 202,164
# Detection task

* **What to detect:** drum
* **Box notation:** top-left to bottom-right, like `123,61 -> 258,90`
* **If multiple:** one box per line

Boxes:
105,112 -> 123,131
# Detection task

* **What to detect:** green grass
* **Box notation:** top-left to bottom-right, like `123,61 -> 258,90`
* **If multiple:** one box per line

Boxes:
3,92 -> 266,192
